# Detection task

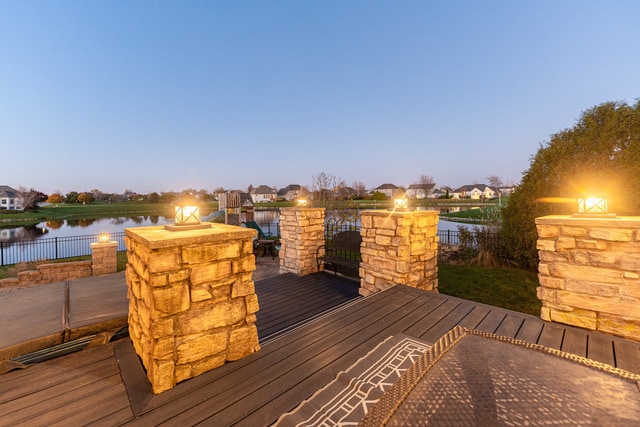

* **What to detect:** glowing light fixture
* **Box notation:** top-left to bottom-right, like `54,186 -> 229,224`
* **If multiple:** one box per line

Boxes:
393,197 -> 409,211
572,196 -> 616,218
296,198 -> 308,207
165,196 -> 211,231
98,232 -> 110,243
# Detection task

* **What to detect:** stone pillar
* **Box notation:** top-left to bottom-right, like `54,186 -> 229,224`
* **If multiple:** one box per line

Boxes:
91,240 -> 118,276
536,215 -> 640,342
124,224 -> 260,394
279,207 -> 325,276
360,210 -> 439,296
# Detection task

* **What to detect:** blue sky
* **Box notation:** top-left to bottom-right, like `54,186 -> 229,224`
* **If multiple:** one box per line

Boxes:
2,1 -> 639,195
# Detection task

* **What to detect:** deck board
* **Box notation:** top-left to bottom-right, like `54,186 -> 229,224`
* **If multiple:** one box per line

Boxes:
561,327 -> 588,357
1,273 -> 639,427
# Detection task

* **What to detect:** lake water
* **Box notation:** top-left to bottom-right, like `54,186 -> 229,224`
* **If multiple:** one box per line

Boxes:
0,208 -> 477,243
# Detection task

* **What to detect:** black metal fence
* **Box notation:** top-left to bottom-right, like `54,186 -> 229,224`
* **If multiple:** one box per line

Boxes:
0,232 -> 126,266
437,229 -> 501,252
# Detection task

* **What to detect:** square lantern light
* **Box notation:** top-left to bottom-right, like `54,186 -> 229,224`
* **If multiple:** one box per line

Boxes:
296,198 -> 308,207
572,196 -> 616,218
98,232 -> 110,243
165,196 -> 212,231
393,196 -> 409,211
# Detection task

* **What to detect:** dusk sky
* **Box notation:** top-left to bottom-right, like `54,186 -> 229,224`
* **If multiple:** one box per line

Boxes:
2,1 -> 639,195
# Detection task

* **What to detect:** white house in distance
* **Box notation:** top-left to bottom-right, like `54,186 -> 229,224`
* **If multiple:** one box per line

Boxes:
406,183 -> 436,199
452,184 -> 497,200
374,183 -> 404,199
0,185 -> 19,210
250,185 -> 277,203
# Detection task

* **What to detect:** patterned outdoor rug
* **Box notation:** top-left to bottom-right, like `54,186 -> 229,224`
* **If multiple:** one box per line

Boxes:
273,334 -> 431,426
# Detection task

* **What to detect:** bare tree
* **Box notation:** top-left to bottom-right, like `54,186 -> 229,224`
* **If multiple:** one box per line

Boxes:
311,172 -> 339,206
419,174 -> 434,186
311,172 -> 357,225
486,175 -> 503,189
352,181 -> 367,198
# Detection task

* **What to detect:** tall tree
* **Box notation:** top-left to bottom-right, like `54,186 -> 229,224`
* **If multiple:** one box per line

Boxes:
501,100 -> 640,270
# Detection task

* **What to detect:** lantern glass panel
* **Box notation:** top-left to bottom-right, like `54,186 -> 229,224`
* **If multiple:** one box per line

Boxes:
578,197 -> 608,214
394,198 -> 408,210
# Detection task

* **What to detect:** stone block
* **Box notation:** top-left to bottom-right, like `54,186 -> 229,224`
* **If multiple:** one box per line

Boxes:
597,313 -> 640,341
153,336 -> 175,360
549,308 -> 597,330
177,300 -> 246,335
564,280 -> 620,298
151,360 -> 176,394
536,225 -> 559,238
152,283 -> 191,315
176,331 -> 228,364
561,226 -> 587,237
551,263 -> 622,284
588,227 -> 633,242
228,325 -> 260,360
556,237 -> 576,250
536,239 -> 556,251
151,318 -> 174,339
148,248 -> 181,273
538,276 -> 565,289
245,293 -> 260,314
191,287 -> 213,302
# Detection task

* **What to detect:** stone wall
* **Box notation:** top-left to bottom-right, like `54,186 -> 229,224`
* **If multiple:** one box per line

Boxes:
360,210 -> 439,296
279,207 -> 325,276
0,261 -> 93,288
0,240 -> 117,288
125,224 -> 260,394
536,215 -> 640,342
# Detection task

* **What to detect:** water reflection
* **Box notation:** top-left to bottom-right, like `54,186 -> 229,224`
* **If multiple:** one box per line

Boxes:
0,216 -> 171,243
0,207 -> 485,244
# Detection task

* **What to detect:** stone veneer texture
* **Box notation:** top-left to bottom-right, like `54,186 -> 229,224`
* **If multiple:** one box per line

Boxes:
536,215 -> 640,342
125,224 -> 260,394
359,210 -> 439,296
279,207 -> 325,276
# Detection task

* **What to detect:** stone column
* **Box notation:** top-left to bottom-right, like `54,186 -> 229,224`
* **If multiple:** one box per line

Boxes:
360,210 -> 439,296
279,207 -> 325,276
536,215 -> 640,342
125,224 -> 260,394
91,240 -> 118,276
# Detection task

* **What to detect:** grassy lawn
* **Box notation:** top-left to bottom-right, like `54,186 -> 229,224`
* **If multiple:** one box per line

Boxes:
438,263 -> 541,316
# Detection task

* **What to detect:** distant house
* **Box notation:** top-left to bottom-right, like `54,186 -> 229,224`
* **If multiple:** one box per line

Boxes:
498,186 -> 516,196
0,185 -> 19,210
429,188 -> 448,199
277,184 -> 309,201
452,184 -> 497,200
336,186 -> 358,200
250,185 -> 277,203
406,183 -> 436,199
374,183 -> 403,199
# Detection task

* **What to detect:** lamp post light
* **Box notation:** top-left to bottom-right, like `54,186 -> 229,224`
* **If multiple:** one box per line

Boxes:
98,232 -> 110,243
572,196 -> 616,218
296,198 -> 308,207
393,196 -> 409,211
165,196 -> 212,231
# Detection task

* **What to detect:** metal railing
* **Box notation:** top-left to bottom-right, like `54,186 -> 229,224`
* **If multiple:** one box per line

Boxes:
0,232 -> 126,266
437,229 -> 501,252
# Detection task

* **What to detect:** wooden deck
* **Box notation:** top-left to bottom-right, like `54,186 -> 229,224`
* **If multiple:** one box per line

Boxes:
1,272 -> 639,426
